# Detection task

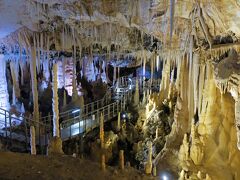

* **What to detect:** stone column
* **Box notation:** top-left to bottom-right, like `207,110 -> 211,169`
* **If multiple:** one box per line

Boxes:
47,63 -> 63,155
30,45 -> 40,133
235,98 -> 240,150
119,150 -> 124,170
30,126 -> 36,155
145,141 -> 152,174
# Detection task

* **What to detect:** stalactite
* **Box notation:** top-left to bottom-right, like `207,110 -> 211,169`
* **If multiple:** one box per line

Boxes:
197,5 -> 213,49
188,36 -> 194,129
193,53 -> 200,114
30,45 -> 40,126
52,63 -> 60,137
43,58 -> 50,84
19,61 -> 25,86
36,33 -> 41,73
169,0 -> 175,42
12,87 -> 16,105
150,55 -> 154,85
156,55 -> 160,72
198,63 -> 205,115
10,61 -> 20,99
0,54 -> 10,113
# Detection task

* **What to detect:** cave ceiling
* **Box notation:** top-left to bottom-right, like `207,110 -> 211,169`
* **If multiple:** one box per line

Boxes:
0,0 -> 240,56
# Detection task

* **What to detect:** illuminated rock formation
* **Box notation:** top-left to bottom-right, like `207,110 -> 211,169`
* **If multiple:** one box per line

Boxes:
0,55 -> 10,117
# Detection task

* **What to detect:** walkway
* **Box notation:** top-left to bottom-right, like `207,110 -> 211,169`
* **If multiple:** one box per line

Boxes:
0,76 -> 161,152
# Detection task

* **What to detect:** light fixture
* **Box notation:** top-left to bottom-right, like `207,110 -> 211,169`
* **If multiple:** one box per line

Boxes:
162,175 -> 168,180
72,109 -> 80,114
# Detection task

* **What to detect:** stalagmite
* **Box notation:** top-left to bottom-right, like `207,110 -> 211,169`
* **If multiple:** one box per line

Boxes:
72,71 -> 78,101
117,112 -> 121,131
119,150 -> 124,170
30,126 -> 36,155
145,141 -> 152,174
52,63 -> 60,138
21,103 -> 25,114
47,63 -> 63,155
101,154 -> 106,171
153,166 -> 157,177
100,113 -> 104,149
142,90 -> 146,105
133,79 -> 139,106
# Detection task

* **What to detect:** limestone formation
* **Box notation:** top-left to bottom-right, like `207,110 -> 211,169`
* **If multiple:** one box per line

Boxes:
119,150 -> 124,170
1,1 -> 240,179
145,141 -> 152,175
100,113 -> 105,149
30,126 -> 36,155
47,63 -> 63,155
133,79 -> 139,106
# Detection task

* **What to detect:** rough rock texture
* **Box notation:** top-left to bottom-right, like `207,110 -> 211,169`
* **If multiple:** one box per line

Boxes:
0,152 -> 152,180
47,137 -> 64,155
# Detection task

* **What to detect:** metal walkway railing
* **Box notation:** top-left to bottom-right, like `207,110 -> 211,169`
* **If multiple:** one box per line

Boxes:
0,107 -> 51,153
0,76 -> 160,153
40,89 -> 112,125
60,90 -> 132,140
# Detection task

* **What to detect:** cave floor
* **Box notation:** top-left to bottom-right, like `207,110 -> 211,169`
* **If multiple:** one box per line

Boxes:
0,151 -> 155,180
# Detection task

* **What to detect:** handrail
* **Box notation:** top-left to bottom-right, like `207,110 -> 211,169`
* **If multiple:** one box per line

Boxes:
60,89 -> 131,140
40,88 -> 112,120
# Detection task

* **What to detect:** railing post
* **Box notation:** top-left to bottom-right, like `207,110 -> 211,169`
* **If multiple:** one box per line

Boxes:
70,122 -> 72,139
92,114 -> 95,129
113,103 -> 115,117
108,105 -> 110,120
91,102 -> 94,112
79,115 -> 81,134
97,101 -> 99,109
97,109 -> 100,126
24,118 -> 28,152
39,122 -> 42,154
86,105 -> 88,115
9,112 -> 12,146
4,110 -> 7,138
